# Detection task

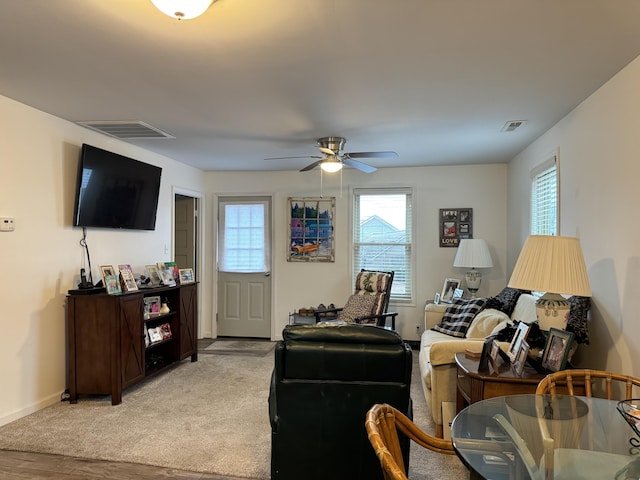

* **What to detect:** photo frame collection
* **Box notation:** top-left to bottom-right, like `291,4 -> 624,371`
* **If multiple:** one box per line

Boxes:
99,263 -> 197,295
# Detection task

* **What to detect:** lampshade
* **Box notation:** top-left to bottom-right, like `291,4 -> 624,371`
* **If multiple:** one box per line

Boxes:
151,0 -> 213,20
453,239 -> 494,269
454,239 -> 493,298
508,235 -> 591,331
320,158 -> 343,173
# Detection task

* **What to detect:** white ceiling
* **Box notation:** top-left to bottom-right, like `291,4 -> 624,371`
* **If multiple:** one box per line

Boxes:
2,0 -> 640,172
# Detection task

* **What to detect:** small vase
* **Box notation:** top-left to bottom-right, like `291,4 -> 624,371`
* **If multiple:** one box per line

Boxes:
160,303 -> 170,314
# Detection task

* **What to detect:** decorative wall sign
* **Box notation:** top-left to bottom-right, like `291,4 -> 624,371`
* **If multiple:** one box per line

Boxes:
439,208 -> 473,247
288,197 -> 335,262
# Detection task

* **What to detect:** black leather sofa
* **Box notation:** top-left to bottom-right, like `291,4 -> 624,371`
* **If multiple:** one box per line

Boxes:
268,323 -> 413,479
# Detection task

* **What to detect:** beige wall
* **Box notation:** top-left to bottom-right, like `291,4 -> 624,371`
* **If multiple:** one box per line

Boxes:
507,55 -> 640,374
0,95 -> 206,425
203,165 -> 508,341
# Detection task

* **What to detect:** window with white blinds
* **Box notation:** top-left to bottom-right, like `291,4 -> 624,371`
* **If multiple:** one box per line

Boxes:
531,156 -> 558,235
353,188 -> 413,302
218,200 -> 270,273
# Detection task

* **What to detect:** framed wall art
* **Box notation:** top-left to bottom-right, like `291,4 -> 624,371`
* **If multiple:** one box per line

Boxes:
439,208 -> 473,247
288,197 -> 335,262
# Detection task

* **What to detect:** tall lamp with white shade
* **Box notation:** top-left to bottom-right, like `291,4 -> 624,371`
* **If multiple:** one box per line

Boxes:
454,239 -> 493,298
508,235 -> 592,331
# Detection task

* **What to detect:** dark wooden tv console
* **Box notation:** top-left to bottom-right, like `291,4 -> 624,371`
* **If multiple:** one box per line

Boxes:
66,283 -> 198,405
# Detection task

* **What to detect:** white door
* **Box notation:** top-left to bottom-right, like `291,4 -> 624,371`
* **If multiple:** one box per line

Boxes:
217,196 -> 271,338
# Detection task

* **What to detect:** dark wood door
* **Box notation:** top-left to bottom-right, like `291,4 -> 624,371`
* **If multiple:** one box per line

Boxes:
178,283 -> 198,361
119,294 -> 145,388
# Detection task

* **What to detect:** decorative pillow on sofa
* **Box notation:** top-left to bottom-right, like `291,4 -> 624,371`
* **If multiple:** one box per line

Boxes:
566,296 -> 591,345
465,308 -> 511,339
484,287 -> 530,317
338,293 -> 377,323
431,298 -> 487,338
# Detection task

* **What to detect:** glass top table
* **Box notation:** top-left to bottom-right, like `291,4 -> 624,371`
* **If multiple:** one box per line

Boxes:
450,394 -> 640,480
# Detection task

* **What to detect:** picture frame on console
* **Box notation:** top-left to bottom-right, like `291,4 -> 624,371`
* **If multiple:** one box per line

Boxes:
541,328 -> 574,372
105,275 -> 121,295
440,278 -> 461,303
118,264 -> 138,292
178,268 -> 195,284
145,265 -> 162,286
99,265 -> 115,285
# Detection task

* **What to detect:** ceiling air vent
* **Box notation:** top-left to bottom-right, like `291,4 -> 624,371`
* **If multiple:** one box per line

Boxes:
77,121 -> 174,139
501,120 -> 528,132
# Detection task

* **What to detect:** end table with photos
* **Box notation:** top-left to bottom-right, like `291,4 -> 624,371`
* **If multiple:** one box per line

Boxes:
454,352 -> 585,413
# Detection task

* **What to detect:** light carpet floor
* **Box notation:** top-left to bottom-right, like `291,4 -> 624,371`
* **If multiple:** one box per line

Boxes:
0,344 -> 468,479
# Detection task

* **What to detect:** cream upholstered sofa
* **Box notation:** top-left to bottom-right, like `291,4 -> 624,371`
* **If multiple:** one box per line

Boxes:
418,291 -> 538,438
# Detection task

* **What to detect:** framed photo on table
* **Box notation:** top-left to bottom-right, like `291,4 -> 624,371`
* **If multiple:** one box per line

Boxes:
99,265 -> 116,285
145,265 -> 162,286
440,278 -> 461,303
178,268 -> 195,284
508,322 -> 530,362
105,274 -> 121,295
118,264 -> 138,292
513,340 -> 530,377
542,328 -> 575,372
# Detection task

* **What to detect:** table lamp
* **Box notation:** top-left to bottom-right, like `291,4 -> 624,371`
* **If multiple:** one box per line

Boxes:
453,239 -> 493,298
508,235 -> 591,331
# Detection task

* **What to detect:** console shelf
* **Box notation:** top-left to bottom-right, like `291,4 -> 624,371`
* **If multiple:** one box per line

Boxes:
67,283 -> 198,405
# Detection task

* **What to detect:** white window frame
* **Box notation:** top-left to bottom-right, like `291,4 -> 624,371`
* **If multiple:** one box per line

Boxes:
352,187 -> 414,303
531,151 -> 559,236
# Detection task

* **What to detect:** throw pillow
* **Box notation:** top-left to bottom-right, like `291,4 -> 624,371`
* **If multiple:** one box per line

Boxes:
431,298 -> 487,338
465,308 -> 511,339
484,287 -> 529,317
566,296 -> 591,345
338,293 -> 377,323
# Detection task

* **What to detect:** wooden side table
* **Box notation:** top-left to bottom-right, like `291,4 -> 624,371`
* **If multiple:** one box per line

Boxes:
454,352 -> 584,413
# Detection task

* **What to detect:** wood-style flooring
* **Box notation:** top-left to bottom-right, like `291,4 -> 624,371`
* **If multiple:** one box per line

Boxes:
0,339 -> 261,480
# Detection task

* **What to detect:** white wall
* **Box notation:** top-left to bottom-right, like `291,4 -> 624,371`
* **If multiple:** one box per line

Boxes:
204,164 -> 508,341
507,56 -> 640,374
0,92 -> 509,426
0,95 -> 206,425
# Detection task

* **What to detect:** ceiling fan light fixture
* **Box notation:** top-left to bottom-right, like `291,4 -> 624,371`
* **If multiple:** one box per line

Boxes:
150,0 -> 213,20
320,159 -> 343,173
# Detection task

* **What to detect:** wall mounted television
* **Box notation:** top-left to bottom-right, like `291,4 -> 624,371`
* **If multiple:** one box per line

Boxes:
73,144 -> 162,230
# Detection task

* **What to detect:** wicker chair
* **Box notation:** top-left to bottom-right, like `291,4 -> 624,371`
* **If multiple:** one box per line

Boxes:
535,369 -> 640,480
365,403 -> 455,480
535,369 -> 640,399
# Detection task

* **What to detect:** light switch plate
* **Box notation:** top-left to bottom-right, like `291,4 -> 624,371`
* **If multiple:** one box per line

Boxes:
0,217 -> 15,231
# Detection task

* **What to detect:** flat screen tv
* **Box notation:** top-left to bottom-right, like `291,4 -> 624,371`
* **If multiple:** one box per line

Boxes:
73,144 -> 162,230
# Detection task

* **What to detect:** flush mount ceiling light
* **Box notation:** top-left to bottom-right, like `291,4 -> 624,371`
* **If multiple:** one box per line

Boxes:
151,0 -> 213,20
320,157 -> 343,173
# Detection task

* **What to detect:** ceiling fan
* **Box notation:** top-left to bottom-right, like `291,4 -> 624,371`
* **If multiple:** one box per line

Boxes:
265,136 -> 398,173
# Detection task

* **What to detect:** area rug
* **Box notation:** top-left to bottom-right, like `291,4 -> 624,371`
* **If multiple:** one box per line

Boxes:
203,340 -> 276,357
0,347 -> 467,479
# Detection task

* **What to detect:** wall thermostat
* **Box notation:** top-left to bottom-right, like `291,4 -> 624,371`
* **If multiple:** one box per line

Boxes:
0,217 -> 15,232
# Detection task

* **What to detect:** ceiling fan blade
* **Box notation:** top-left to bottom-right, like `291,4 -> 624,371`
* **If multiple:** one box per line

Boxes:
318,147 -> 335,156
300,160 -> 323,172
265,155 -> 322,160
343,158 -> 377,173
345,151 -> 398,159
